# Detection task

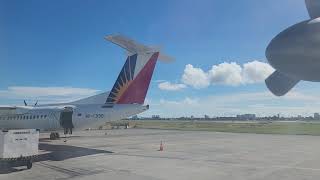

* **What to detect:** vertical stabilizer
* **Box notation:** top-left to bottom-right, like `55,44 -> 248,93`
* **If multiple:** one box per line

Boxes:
105,35 -> 162,104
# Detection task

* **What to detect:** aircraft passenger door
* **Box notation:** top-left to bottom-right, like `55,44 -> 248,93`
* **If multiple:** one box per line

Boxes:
59,107 -> 74,134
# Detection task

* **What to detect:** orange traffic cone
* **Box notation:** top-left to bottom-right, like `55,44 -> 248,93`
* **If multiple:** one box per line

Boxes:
159,141 -> 164,151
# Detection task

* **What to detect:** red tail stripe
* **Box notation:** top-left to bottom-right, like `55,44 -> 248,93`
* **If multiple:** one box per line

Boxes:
117,52 -> 159,104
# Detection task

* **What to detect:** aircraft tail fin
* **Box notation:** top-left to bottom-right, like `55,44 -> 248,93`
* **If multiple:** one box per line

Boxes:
105,35 -> 171,105
265,71 -> 300,96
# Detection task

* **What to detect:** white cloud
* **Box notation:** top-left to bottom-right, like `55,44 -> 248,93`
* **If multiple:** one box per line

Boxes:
181,64 -> 210,89
208,62 -> 243,86
180,61 -> 274,89
142,90 -> 320,118
160,97 -> 199,106
158,81 -> 186,91
0,86 -> 100,104
242,61 -> 275,84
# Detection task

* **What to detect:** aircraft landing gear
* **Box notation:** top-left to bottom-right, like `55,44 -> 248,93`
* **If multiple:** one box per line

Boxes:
50,132 -> 60,140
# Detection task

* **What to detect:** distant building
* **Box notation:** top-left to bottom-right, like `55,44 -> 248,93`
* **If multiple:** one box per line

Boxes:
152,115 -> 160,120
314,113 -> 320,120
236,114 -> 256,120
204,115 -> 210,120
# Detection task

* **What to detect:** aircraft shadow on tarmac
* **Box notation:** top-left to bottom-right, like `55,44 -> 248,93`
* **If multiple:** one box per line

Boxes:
0,142 -> 113,174
37,143 -> 113,162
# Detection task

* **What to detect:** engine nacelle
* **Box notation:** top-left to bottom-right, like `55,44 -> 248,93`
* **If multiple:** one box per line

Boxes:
266,18 -> 320,82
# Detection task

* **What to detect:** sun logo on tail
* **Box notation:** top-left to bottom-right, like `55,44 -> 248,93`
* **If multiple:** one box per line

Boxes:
106,54 -> 137,104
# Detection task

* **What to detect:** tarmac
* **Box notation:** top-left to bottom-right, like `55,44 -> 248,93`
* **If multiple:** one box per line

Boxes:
1,129 -> 320,180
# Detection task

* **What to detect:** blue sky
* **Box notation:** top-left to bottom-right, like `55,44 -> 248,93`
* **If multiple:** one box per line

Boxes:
1,0 -> 320,117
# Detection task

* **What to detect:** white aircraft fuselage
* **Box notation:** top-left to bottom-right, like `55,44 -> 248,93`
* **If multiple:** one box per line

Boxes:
0,103 -> 148,130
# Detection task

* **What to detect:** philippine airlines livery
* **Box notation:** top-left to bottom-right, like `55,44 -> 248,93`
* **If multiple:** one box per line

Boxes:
0,35 -> 172,138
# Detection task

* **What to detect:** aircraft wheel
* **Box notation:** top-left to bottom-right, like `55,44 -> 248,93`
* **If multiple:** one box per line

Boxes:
50,133 -> 55,140
55,132 -> 60,139
50,132 -> 60,140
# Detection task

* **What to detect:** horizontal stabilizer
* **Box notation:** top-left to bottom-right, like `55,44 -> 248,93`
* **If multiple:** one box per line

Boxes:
305,0 -> 320,19
265,71 -> 300,96
106,34 -> 152,54
105,34 -> 174,62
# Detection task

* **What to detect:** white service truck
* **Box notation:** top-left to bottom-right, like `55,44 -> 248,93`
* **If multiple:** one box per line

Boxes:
0,129 -> 39,169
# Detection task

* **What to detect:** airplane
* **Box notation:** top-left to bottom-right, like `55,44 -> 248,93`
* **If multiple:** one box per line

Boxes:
0,34 -> 172,139
265,0 -> 320,96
